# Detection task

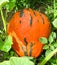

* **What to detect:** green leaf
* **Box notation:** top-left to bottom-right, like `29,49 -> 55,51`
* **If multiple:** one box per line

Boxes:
53,42 -> 57,48
49,32 -> 56,43
10,57 -> 34,65
50,32 -> 56,39
0,30 -> 3,34
43,45 -> 49,50
0,57 -> 34,65
52,18 -> 57,28
0,0 -> 16,11
39,37 -> 48,44
6,0 -> 16,11
0,0 -> 9,5
0,35 -> 13,52
50,46 -> 55,51
0,38 -> 4,49
0,0 -> 9,8
49,36 -> 53,43
45,49 -> 52,56
0,61 -> 10,65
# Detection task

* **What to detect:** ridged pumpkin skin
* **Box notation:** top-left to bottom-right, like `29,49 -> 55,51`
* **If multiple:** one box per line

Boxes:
7,8 -> 51,57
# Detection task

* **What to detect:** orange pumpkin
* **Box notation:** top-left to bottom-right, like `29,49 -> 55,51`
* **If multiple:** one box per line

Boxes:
7,8 -> 51,57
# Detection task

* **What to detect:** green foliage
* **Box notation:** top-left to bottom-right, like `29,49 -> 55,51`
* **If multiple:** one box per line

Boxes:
0,61 -> 10,65
54,0 -> 57,19
0,57 -> 34,65
0,35 -> 12,52
48,32 -> 56,44
52,18 -> 57,28
43,45 -> 49,50
0,0 -> 57,65
39,37 -> 48,44
0,0 -> 9,8
39,48 -> 57,65
39,31 -> 57,65
5,0 -> 16,11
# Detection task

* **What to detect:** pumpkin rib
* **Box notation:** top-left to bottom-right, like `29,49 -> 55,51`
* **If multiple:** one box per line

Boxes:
29,42 -> 33,56
29,9 -> 37,27
39,13 -> 45,24
29,8 -> 35,17
11,31 -> 26,56
28,9 -> 34,27
32,42 -> 43,57
39,13 -> 51,38
24,37 -> 28,46
7,12 -> 20,34
33,10 -> 44,24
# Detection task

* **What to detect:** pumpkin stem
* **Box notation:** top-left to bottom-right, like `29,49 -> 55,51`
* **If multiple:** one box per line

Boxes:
0,8 -> 7,32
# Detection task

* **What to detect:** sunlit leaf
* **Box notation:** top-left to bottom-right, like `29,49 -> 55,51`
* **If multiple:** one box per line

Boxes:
0,61 -> 10,65
10,57 -> 34,65
0,57 -> 34,65
49,32 -> 56,43
6,0 -> 16,11
43,45 -> 49,50
0,0 -> 9,8
0,35 -> 13,52
39,37 -> 48,44
45,50 -> 52,56
52,18 -> 57,28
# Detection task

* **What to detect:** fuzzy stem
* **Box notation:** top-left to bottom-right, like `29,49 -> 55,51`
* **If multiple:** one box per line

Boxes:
39,48 -> 57,65
0,8 -> 6,32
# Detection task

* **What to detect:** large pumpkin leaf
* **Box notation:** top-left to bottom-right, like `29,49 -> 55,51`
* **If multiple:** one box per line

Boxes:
0,57 -> 34,65
0,61 -> 10,65
0,35 -> 13,52
10,57 -> 34,65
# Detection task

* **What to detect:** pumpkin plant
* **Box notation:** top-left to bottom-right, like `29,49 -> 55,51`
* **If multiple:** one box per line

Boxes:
7,8 -> 51,57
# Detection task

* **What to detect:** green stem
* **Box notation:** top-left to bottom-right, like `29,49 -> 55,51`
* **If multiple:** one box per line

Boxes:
0,8 -> 6,32
39,48 -> 57,65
